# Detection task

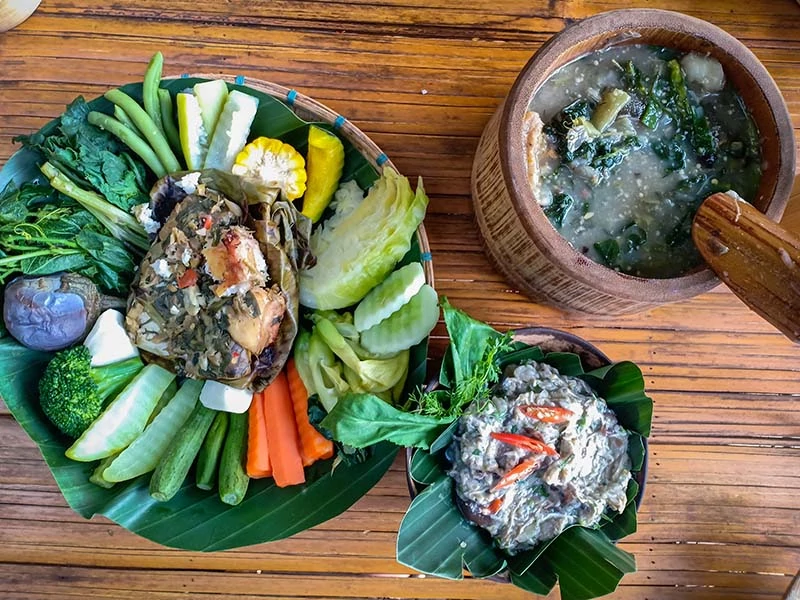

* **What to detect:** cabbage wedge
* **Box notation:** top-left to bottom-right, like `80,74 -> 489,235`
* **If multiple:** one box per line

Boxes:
299,167 -> 428,309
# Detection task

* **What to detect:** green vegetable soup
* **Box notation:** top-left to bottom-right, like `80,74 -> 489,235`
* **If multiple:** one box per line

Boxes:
525,45 -> 762,278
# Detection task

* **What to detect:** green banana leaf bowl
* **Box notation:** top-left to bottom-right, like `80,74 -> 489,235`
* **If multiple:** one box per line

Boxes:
0,74 -> 434,551
402,325 -> 650,597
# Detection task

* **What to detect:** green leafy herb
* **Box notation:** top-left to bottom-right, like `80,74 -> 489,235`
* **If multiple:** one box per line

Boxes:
544,192 -> 574,228
0,181 -> 137,294
15,96 -> 149,212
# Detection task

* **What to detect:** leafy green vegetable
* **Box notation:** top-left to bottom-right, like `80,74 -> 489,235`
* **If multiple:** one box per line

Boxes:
652,139 -> 686,173
594,239 -> 620,267
40,161 -> 149,253
622,222 -> 648,253
544,192 -> 574,228
320,393 -> 451,449
299,167 -> 429,309
591,88 -> 630,132
38,345 -> 144,438
15,96 -> 148,211
666,59 -> 717,162
0,182 -> 137,295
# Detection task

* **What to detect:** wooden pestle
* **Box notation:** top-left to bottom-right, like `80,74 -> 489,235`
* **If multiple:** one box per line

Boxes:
692,192 -> 800,343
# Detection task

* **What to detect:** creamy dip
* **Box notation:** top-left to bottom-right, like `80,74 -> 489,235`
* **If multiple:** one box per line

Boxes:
525,45 -> 762,278
448,361 -> 631,554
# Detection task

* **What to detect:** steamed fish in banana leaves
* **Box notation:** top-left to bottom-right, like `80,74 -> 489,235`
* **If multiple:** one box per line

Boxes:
126,170 -> 311,391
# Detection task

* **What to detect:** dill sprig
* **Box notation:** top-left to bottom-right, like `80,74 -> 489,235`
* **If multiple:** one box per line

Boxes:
412,333 -> 514,419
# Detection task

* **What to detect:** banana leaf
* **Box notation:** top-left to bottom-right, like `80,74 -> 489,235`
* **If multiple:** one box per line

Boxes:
0,78 -> 430,550
397,302 -> 652,599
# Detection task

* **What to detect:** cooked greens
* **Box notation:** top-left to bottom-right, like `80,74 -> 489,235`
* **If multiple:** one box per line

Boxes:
529,44 -> 762,278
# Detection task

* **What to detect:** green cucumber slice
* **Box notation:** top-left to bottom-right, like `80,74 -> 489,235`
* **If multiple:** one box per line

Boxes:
203,90 -> 259,171
66,364 -> 176,462
354,262 -> 426,332
102,379 -> 203,482
360,284 -> 439,357
193,80 -> 229,140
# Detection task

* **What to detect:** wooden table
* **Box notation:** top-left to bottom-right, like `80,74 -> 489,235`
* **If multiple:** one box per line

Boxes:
1,1 -> 799,599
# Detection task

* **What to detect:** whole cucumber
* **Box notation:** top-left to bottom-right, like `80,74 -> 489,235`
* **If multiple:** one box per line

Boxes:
218,411 -> 250,506
195,411 -> 229,491
150,404 -> 216,502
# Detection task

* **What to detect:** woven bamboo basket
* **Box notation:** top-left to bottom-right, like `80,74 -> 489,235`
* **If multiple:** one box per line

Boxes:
471,9 -> 795,315
191,73 -> 435,289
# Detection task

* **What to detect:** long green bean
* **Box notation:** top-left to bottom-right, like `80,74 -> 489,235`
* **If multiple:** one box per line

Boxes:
158,88 -> 182,155
104,88 -> 181,173
87,111 -> 166,178
143,51 -> 165,135
113,105 -> 143,139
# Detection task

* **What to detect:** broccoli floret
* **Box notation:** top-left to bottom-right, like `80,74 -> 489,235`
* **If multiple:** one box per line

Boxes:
38,345 -> 143,438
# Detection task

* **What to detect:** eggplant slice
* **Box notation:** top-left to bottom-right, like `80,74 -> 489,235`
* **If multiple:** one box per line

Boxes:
126,169 -> 311,391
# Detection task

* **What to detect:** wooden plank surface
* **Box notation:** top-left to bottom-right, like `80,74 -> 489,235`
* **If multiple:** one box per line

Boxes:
1,0 -> 799,599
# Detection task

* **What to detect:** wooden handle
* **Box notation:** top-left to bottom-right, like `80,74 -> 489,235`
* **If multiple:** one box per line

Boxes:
692,193 -> 800,343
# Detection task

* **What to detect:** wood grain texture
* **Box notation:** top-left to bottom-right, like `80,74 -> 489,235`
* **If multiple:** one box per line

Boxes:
1,1 -> 800,599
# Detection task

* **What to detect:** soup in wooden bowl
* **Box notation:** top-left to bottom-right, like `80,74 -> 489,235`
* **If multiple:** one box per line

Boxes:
472,9 -> 795,315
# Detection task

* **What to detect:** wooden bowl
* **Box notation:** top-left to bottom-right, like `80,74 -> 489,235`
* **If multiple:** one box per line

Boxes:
472,9 -> 796,315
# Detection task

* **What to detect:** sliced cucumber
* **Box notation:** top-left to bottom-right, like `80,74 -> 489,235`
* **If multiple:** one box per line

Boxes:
177,92 -> 209,170
203,90 -> 259,171
102,379 -> 203,483
360,284 -> 439,357
353,262 -> 425,332
193,80 -> 229,139
66,364 -> 176,462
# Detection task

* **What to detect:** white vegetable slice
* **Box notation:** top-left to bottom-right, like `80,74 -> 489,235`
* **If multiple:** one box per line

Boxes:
360,284 -> 439,357
66,364 -> 176,462
83,309 -> 139,367
203,90 -> 259,172
101,379 -> 203,482
199,380 -> 253,414
353,262 -> 425,332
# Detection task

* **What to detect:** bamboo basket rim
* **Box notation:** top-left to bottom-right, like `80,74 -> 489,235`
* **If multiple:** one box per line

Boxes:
180,72 -> 435,291
497,9 -> 796,303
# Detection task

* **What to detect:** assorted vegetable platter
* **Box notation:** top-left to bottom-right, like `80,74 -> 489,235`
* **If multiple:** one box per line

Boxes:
323,300 -> 652,599
0,53 -> 437,550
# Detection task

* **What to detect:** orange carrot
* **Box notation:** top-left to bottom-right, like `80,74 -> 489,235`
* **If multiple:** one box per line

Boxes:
246,391 -> 272,478
262,372 -> 306,487
286,358 -> 334,466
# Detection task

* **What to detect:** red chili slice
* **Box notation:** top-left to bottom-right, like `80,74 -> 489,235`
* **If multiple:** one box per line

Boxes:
487,497 -> 504,514
490,432 -> 558,456
177,268 -> 198,289
519,405 -> 574,424
492,457 -> 540,491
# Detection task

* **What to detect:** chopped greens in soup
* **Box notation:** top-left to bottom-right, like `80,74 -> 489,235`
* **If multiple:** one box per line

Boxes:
525,45 -> 762,278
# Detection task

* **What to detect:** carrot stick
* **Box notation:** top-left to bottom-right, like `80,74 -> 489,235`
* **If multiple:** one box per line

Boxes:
262,372 -> 306,487
286,358 -> 334,466
246,391 -> 272,478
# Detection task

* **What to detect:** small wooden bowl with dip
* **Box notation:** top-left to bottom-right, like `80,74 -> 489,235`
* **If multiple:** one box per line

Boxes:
472,9 -> 796,315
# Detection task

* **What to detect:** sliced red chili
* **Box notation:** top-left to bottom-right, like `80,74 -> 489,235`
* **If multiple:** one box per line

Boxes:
177,268 -> 198,289
487,497 -> 504,514
490,432 -> 558,456
519,405 -> 574,424
492,457 -> 540,491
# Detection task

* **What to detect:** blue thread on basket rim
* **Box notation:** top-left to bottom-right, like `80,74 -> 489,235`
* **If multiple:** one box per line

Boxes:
333,115 -> 346,129
286,89 -> 298,105
420,252 -> 432,262
180,73 -> 189,79
376,153 -> 389,166
234,75 -> 245,85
